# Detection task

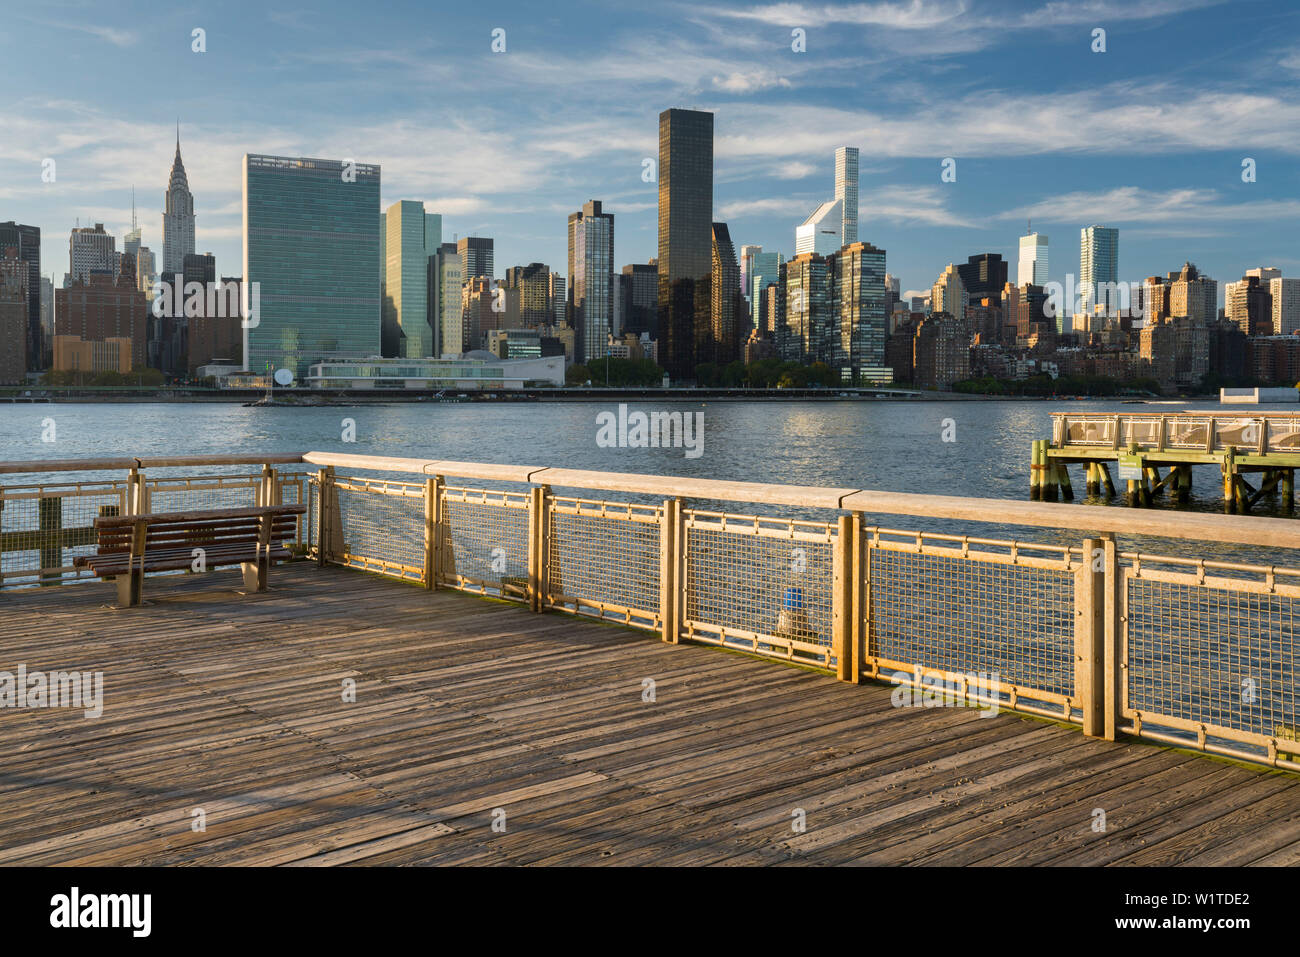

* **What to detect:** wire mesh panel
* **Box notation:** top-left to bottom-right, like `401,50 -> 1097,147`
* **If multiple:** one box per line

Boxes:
332,476 -> 426,581
1124,556 -> 1300,763
868,531 -> 1078,717
145,475 -> 261,514
0,482 -> 128,586
546,497 -> 662,630
440,486 -> 530,600
682,510 -> 836,667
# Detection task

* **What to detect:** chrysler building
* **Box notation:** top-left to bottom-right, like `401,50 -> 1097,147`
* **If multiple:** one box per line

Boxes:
162,125 -> 195,276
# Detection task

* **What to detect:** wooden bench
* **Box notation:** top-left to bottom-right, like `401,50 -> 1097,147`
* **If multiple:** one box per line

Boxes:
73,504 -> 307,607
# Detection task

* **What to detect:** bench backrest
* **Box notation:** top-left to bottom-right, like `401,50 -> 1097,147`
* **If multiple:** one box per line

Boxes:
92,505 -> 306,555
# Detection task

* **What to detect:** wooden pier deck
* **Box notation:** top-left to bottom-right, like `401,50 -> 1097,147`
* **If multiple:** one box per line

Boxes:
2,562 -> 1299,866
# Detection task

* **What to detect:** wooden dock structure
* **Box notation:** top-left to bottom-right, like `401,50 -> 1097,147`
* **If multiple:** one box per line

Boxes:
1035,411 -> 1300,512
4,562 -> 1300,867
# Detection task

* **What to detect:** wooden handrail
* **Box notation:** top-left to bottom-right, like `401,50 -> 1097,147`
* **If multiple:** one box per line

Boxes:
0,453 -> 305,475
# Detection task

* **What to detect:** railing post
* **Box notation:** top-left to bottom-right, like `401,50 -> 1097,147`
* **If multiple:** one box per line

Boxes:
660,497 -> 683,643
833,513 -> 864,683
424,475 -> 445,590
1075,537 -> 1105,736
259,464 -> 280,507
125,466 -> 143,515
1101,535 -> 1123,741
527,484 -> 549,612
316,466 -> 336,565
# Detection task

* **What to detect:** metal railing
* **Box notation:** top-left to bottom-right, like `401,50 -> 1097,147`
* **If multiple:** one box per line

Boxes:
1053,411 -> 1300,455
5,451 -> 1300,773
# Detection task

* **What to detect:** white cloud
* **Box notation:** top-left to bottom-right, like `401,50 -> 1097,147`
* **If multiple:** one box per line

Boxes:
999,186 -> 1300,224
712,70 -> 792,93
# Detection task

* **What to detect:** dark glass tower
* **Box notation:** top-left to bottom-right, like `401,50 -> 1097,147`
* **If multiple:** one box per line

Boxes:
956,253 -> 1007,302
0,222 -> 40,369
657,108 -> 713,380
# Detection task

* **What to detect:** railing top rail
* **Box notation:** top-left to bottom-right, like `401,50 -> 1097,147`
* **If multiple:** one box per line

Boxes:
1051,411 -> 1300,419
299,451 -> 1300,549
0,453 -> 306,475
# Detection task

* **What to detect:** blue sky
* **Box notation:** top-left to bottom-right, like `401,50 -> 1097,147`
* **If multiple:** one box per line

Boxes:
4,0 -> 1300,301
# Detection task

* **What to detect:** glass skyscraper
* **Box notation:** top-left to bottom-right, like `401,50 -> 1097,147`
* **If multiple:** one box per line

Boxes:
835,146 -> 859,246
568,200 -> 615,363
383,200 -> 441,358
1079,225 -> 1119,311
242,154 -> 381,377
657,108 -> 713,381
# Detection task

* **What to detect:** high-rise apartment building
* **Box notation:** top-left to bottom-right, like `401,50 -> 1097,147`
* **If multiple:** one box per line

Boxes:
55,272 -> 149,370
784,252 -> 831,362
657,108 -> 714,380
505,262 -> 554,328
549,272 -> 566,327
931,264 -> 968,320
1017,232 -> 1048,286
835,146 -> 859,246
0,271 -> 26,384
831,241 -> 889,383
1270,277 -> 1300,335
1080,225 -> 1119,311
568,200 -> 615,363
242,153 -> 381,376
163,132 -> 196,276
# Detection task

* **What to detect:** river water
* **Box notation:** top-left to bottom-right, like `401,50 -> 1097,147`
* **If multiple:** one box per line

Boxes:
0,396 -> 1295,561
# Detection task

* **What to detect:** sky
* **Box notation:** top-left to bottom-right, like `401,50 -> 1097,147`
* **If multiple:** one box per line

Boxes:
4,0 -> 1300,303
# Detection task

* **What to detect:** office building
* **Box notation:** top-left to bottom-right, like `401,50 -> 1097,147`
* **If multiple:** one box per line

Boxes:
504,262 -> 554,328
931,264 -> 968,320
739,244 -> 763,308
784,252 -> 831,362
795,199 -> 843,257
458,236 -> 493,282
568,199 -> 615,363
749,251 -> 783,317
0,267 -> 26,383
69,223 -> 116,284
383,200 -> 441,358
710,222 -> 742,364
657,107 -> 714,380
163,131 -> 196,276
1017,232 -> 1048,286
956,254 -> 1007,303
830,241 -> 889,383
1271,277 -> 1300,335
620,263 -> 658,338
54,272 -> 149,370
242,153 -> 381,377
431,242 -> 463,355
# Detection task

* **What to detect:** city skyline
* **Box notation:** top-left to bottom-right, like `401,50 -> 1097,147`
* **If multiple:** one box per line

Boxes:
4,0 -> 1299,303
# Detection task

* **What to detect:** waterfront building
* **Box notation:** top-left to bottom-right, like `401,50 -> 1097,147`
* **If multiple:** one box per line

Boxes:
162,132 -> 196,276
0,269 -> 26,383
784,252 -> 831,362
242,153 -> 381,377
657,107 -> 714,380
305,353 -> 564,390
568,200 -> 615,363
0,222 -> 40,368
487,328 -> 543,360
912,312 -> 970,390
830,241 -> 890,383
55,272 -> 149,370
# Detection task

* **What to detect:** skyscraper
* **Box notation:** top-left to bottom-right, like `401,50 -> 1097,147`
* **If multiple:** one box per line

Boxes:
505,263 -> 554,328
68,224 -> 116,284
831,241 -> 889,383
795,199 -> 844,257
956,253 -> 1008,302
430,242 -> 462,355
0,221 -> 40,368
242,153 -> 381,376
568,199 -> 615,363
657,107 -> 714,380
1017,232 -> 1048,287
383,200 -> 441,358
749,251 -> 783,312
1079,225 -> 1119,312
784,253 -> 830,362
621,263 -> 658,338
835,146 -> 859,246
931,264 -> 969,320
458,237 -> 493,282
739,244 -> 762,309
711,222 -> 742,364
163,130 -> 196,276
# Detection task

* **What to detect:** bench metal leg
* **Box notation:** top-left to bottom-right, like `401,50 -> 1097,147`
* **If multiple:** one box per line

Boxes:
241,558 -> 269,592
115,569 -> 143,608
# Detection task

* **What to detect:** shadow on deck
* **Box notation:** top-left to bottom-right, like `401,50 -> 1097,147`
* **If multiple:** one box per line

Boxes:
2,562 -> 1298,866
